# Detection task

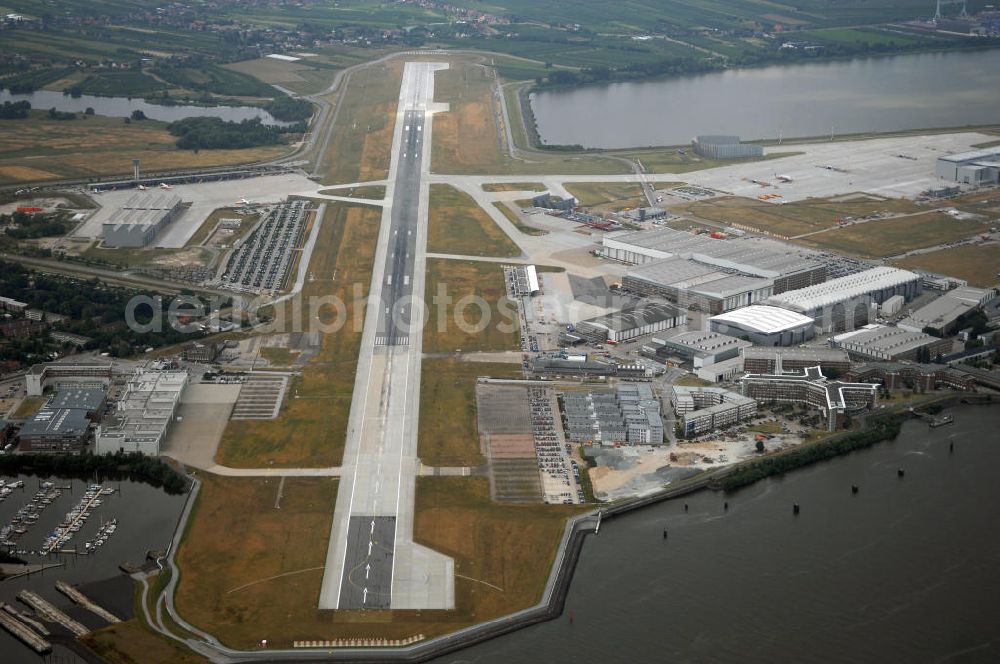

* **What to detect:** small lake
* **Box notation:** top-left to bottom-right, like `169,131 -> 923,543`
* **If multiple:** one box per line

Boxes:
0,89 -> 291,125
530,49 -> 1000,148
0,474 -> 187,663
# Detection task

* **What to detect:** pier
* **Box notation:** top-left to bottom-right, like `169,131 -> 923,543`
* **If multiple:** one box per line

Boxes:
2,601 -> 51,636
17,590 -> 89,637
0,608 -> 52,654
56,580 -> 122,624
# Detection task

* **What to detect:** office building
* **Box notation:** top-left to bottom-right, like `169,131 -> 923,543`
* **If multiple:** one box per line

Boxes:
95,369 -> 186,456
740,366 -> 878,431
674,386 -> 757,438
742,347 -> 851,375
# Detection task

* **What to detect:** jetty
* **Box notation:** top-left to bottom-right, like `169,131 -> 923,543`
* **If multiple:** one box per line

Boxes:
56,580 -> 122,624
16,590 -> 89,637
0,608 -> 52,654
1,602 -> 51,636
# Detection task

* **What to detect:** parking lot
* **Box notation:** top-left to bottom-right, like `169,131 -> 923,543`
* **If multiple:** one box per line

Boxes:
217,200 -> 307,294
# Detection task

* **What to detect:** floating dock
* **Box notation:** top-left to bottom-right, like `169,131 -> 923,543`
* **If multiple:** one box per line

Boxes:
0,608 -> 52,654
56,580 -> 121,624
16,590 -> 89,637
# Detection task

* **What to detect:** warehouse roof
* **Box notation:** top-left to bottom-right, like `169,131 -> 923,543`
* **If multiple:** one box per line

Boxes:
836,326 -> 940,357
627,257 -> 773,298
579,302 -> 683,333
743,346 -> 850,362
938,147 -> 1000,163
709,305 -> 814,334
766,267 -> 919,311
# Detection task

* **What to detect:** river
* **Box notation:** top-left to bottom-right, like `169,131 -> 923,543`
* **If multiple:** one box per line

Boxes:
0,475 -> 187,663
434,404 -> 1000,663
530,49 -> 1000,148
0,89 -> 290,125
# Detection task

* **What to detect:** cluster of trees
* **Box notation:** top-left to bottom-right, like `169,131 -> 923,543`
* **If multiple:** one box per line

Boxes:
0,100 -> 31,119
1,210 -> 73,239
166,116 -> 304,150
721,415 -> 904,492
0,260 -> 211,359
0,451 -> 189,495
46,107 -> 77,121
264,95 -> 313,122
535,57 -> 721,89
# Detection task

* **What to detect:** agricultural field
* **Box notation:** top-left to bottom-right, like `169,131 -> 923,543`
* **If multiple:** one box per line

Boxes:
215,204 -> 380,468
423,259 -> 520,354
0,112 -> 287,184
225,57 -> 338,97
795,212 -> 986,259
428,184 -> 521,257
894,243 -> 1000,287
418,358 -> 523,467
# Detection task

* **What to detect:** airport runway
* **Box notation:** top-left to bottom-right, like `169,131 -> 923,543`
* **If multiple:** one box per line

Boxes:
320,61 -> 454,611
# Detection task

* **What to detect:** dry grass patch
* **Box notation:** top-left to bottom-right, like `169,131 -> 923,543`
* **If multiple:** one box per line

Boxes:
414,477 -> 586,624
894,243 -> 1000,287
682,195 -> 924,238
84,620 -> 205,664
319,185 -> 386,200
428,184 -> 520,257
317,60 -> 401,185
216,205 -> 380,468
423,259 -> 520,354
174,474 -> 338,649
418,358 -> 523,467
564,182 -> 647,211
492,201 -> 547,236
0,113 -> 287,184
481,182 -> 546,192
797,212 -> 984,258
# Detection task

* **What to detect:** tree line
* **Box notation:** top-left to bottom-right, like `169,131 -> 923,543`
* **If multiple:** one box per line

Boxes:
167,116 -> 305,150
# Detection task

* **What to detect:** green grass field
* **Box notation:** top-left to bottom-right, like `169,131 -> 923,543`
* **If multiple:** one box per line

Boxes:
428,184 -> 521,257
418,358 -> 523,467
423,259 -> 521,354
796,212 -> 985,258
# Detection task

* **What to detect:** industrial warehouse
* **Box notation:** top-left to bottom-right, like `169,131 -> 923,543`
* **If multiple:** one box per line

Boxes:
101,192 -> 185,248
95,369 -> 187,456
935,146 -> 1000,185
831,325 -> 953,362
765,267 -> 923,332
709,305 -> 817,346
691,135 -> 764,160
574,302 -> 686,343
604,228 -> 825,313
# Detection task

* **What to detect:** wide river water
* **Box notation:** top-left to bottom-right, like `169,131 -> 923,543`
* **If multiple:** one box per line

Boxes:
530,49 -> 1000,148
434,404 -> 1000,663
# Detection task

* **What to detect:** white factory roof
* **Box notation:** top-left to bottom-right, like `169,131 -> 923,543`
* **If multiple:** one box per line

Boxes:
766,267 -> 919,311
938,146 -> 1000,163
709,305 -> 814,334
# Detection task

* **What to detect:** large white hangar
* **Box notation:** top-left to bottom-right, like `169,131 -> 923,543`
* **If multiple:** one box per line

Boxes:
709,305 -> 816,346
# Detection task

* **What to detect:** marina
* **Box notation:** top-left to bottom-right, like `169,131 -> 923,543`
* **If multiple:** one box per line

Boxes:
0,474 -> 187,663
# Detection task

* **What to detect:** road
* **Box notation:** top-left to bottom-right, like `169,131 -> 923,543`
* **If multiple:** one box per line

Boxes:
318,61 -> 454,611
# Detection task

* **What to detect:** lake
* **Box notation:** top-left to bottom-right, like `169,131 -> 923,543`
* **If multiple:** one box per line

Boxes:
433,404 -> 1000,663
530,49 -> 1000,148
0,89 -> 290,125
